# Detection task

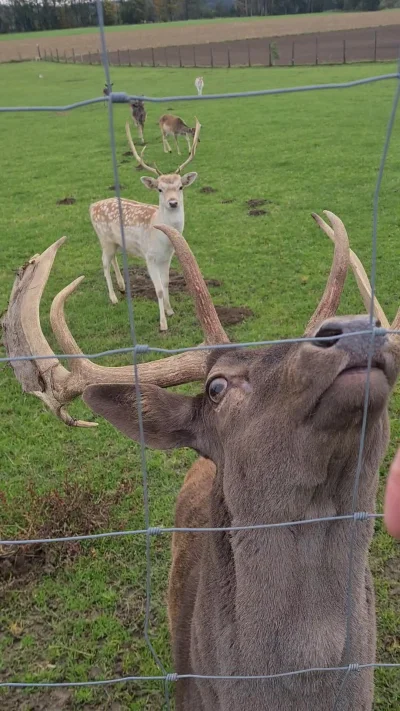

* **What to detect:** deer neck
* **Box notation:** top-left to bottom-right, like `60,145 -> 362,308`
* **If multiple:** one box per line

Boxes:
203,414 -> 387,677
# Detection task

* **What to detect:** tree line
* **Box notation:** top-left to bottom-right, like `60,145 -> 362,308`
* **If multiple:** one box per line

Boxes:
0,0 -> 388,36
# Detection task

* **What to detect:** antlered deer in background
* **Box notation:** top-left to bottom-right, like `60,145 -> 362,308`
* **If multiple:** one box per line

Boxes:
195,76 -> 204,95
4,211 -> 400,710
129,98 -> 146,145
159,114 -> 199,155
89,119 -> 201,331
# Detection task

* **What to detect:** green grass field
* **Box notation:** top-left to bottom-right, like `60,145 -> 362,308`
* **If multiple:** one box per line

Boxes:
0,61 -> 400,710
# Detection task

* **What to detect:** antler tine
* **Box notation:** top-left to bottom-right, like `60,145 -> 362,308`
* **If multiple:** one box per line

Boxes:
175,117 -> 201,174
311,211 -> 390,330
154,224 -> 229,346
2,239 -> 212,427
125,121 -> 161,176
304,211 -> 350,336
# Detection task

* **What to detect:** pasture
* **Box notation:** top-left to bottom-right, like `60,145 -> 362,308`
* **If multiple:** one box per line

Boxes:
0,60 -> 400,709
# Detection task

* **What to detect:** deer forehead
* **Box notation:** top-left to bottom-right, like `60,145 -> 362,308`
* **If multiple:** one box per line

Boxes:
158,175 -> 182,190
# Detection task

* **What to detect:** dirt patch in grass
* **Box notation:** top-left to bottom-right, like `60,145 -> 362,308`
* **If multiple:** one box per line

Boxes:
0,688 -> 73,711
200,186 -> 216,194
56,197 -> 76,205
215,306 -> 253,326
108,184 -> 127,191
248,208 -> 268,217
0,478 -> 136,591
129,265 -> 221,300
246,198 -> 271,208
128,266 -> 252,326
221,199 -> 235,204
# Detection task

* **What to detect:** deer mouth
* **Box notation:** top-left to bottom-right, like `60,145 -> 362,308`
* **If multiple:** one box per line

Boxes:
335,359 -> 387,387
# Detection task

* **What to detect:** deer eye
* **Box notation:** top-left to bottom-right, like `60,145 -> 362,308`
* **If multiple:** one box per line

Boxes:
158,189 -> 162,193
179,186 -> 183,190
207,377 -> 228,403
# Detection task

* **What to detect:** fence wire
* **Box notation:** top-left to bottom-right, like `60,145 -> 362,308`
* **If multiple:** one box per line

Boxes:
1,3 -> 400,708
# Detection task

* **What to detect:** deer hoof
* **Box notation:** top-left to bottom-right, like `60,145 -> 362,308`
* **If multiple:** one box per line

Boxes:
110,295 -> 119,305
166,308 -> 174,316
160,323 -> 168,332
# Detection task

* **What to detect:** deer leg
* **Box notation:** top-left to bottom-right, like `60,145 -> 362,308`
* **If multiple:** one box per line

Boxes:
146,258 -> 168,331
185,133 -> 192,154
173,134 -> 181,155
163,135 -> 172,154
112,255 -> 126,293
138,123 -> 144,145
102,248 -> 118,305
159,257 -> 174,316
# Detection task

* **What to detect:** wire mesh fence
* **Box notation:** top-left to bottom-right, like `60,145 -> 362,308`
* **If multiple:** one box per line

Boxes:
1,2 -> 400,708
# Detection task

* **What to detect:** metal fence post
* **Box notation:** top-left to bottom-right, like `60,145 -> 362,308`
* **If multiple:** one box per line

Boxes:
291,41 -> 295,67
228,48 -> 231,68
88,51 -> 92,65
247,40 -> 251,67
117,49 -> 121,66
179,46 -> 182,68
374,31 -> 377,63
165,47 -> 168,67
194,46 -> 197,68
152,47 -> 155,67
36,43 -> 41,60
268,42 -> 272,67
343,39 -> 346,65
211,45 -> 214,68
128,48 -> 131,67
316,37 -> 318,66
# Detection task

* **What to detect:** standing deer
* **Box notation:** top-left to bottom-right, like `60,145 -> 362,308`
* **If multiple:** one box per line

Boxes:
195,76 -> 204,96
159,114 -> 199,155
89,119 -> 201,331
130,98 -> 146,145
102,82 -> 113,107
4,212 -> 400,710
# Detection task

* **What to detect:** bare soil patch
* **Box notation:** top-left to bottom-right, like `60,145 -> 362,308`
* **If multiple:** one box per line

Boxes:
200,186 -> 216,194
129,265 -> 221,300
0,478 -> 135,591
248,208 -> 268,216
247,198 -> 270,208
56,197 -> 76,205
2,11 -> 400,61
108,184 -> 127,191
128,266 -> 253,326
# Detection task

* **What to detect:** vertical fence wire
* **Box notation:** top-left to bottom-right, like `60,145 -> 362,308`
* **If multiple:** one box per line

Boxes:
1,6 -> 400,709
94,3 -> 170,707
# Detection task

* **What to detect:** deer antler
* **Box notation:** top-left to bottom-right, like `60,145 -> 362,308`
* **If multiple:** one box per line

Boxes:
304,211 -> 350,336
175,117 -> 201,174
311,212 -> 400,331
125,121 -> 161,176
2,234 -> 228,427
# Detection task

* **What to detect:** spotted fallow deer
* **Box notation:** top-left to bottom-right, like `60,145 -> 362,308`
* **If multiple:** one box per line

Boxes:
3,211 -> 400,710
159,114 -> 198,155
89,118 -> 201,331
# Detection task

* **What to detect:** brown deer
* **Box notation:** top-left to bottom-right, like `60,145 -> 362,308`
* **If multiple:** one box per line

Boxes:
3,213 -> 400,710
130,99 -> 146,145
159,114 -> 198,155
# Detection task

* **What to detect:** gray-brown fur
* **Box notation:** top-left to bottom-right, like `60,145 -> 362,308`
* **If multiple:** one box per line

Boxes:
159,114 -> 198,155
130,99 -> 146,144
82,316 -> 400,710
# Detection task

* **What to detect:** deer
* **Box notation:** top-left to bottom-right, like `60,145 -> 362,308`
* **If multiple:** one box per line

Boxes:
129,98 -> 146,145
159,114 -> 199,156
195,76 -> 204,96
102,82 -> 113,107
89,118 -> 200,331
3,211 -> 400,710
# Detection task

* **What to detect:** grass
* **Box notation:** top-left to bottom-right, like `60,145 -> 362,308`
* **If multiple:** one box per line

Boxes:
0,60 -> 400,709
0,12 -> 341,42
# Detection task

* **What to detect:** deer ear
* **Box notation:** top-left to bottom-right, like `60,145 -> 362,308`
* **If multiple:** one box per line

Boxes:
181,172 -> 197,188
82,383 -> 201,451
140,176 -> 158,190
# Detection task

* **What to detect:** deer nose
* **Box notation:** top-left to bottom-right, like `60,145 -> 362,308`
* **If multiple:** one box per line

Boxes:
169,200 -> 178,209
313,316 -> 385,353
